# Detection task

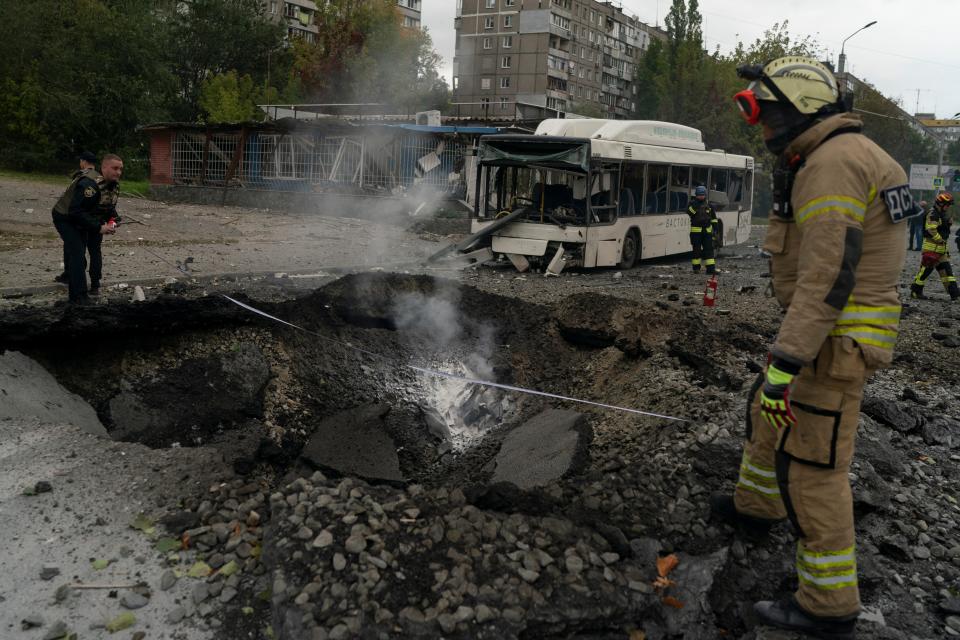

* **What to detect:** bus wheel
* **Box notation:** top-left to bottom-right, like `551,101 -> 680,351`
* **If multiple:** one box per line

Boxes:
619,229 -> 640,270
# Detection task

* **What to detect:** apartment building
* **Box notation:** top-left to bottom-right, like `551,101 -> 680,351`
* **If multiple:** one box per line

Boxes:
452,0 -> 666,120
397,0 -> 423,29
265,0 -> 319,43
916,115 -> 960,144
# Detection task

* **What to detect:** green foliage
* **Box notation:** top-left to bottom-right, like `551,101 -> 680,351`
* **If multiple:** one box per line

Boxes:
295,0 -> 448,113
632,6 -> 934,216
0,0 -> 171,170
570,102 -> 608,118
163,0 -> 287,122
200,71 -> 263,123
853,82 -> 937,170
0,0 -> 446,172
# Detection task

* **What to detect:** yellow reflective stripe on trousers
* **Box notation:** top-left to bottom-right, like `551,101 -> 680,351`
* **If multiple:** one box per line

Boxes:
829,326 -> 897,349
834,304 -> 901,326
797,568 -> 858,590
737,453 -> 780,499
796,195 -> 866,225
796,543 -> 857,590
797,543 -> 856,567
691,226 -> 703,232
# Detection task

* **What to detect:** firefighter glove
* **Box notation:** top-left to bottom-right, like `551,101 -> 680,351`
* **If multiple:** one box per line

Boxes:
759,361 -> 798,430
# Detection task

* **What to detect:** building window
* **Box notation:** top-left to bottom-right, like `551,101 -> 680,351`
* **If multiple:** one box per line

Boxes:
270,1 -> 277,13
453,77 -> 459,89
503,15 -> 512,28
483,37 -> 492,49
481,78 -> 491,90
484,16 -> 494,29
505,0 -> 515,5
486,0 -> 496,7
502,36 -> 512,48
500,76 -> 510,88
500,97 -> 509,110
501,56 -> 512,68
481,97 -> 491,113
551,14 -> 570,31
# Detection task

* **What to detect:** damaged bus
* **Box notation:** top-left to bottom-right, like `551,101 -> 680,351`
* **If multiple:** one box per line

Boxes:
467,119 -> 753,274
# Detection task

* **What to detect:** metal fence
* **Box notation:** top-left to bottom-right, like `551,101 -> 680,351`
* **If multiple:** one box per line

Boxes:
169,128 -> 470,197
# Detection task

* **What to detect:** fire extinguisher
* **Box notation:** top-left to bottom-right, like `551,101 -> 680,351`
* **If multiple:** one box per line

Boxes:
703,274 -> 718,307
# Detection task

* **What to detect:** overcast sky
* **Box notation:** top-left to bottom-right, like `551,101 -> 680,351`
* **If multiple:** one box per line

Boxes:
423,0 -> 960,120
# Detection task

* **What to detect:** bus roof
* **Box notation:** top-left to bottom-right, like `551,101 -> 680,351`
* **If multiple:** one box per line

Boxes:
535,119 -> 706,151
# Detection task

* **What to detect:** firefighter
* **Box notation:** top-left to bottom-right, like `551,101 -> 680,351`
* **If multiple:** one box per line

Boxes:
910,192 -> 958,301
710,56 -> 909,639
688,185 -> 718,274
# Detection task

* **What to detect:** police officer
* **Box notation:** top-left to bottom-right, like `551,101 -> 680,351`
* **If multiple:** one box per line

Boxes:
51,155 -> 116,304
87,154 -> 124,295
53,151 -> 99,285
687,185 -> 718,274
910,191 -> 958,301
711,57 -> 909,639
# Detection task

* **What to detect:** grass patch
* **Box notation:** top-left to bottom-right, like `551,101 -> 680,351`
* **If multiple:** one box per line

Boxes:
0,168 -> 71,187
0,169 -> 151,199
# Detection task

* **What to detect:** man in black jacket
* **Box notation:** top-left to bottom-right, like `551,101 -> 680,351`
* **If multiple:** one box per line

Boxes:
50,155 -> 117,304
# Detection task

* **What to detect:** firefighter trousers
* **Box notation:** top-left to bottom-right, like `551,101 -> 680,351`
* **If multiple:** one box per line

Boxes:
689,230 -> 715,273
733,337 -> 869,618
913,252 -> 959,298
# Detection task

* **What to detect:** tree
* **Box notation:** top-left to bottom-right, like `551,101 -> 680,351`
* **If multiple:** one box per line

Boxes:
294,0 -> 447,113
162,0 -> 287,121
0,0 -> 173,169
852,82 -> 937,170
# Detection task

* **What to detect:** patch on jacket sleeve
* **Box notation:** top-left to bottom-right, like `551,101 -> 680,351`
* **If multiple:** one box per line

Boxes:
83,186 -> 96,198
880,184 -> 913,223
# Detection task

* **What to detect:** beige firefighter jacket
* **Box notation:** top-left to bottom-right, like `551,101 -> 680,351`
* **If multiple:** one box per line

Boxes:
763,113 -> 908,370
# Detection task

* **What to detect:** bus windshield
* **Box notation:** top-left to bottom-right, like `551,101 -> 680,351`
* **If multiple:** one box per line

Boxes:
482,165 -> 591,224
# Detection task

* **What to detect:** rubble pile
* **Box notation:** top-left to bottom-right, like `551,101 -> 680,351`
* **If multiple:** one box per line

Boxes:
263,470 -> 728,640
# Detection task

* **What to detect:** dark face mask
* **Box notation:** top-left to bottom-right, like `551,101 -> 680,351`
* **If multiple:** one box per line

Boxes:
760,102 -> 814,156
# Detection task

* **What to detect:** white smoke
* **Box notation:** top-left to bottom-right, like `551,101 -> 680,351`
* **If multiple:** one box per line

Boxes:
390,280 -> 504,449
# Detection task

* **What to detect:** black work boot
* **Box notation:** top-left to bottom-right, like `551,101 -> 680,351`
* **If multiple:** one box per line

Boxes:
54,272 -> 68,285
754,598 -> 857,640
910,284 -> 925,299
709,493 -> 782,535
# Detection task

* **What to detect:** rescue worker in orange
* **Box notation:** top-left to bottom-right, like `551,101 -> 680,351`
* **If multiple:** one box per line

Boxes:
710,57 -> 910,639
687,185 -> 718,274
910,191 -> 958,301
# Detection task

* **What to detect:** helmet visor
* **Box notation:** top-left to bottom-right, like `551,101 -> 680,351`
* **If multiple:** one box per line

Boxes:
734,89 -> 762,125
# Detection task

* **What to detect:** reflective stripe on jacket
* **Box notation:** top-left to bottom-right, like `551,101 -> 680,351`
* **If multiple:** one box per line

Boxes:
687,202 -> 717,234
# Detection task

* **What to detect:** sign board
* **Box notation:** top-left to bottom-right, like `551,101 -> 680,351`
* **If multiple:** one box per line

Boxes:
910,163 -> 959,191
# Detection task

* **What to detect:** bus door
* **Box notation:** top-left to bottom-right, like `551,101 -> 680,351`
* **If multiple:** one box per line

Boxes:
584,164 -> 622,267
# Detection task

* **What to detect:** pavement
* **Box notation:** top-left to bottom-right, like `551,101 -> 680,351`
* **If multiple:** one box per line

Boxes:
0,353 -> 232,640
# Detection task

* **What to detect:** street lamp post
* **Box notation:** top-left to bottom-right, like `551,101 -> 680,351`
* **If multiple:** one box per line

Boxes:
837,21 -> 877,74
